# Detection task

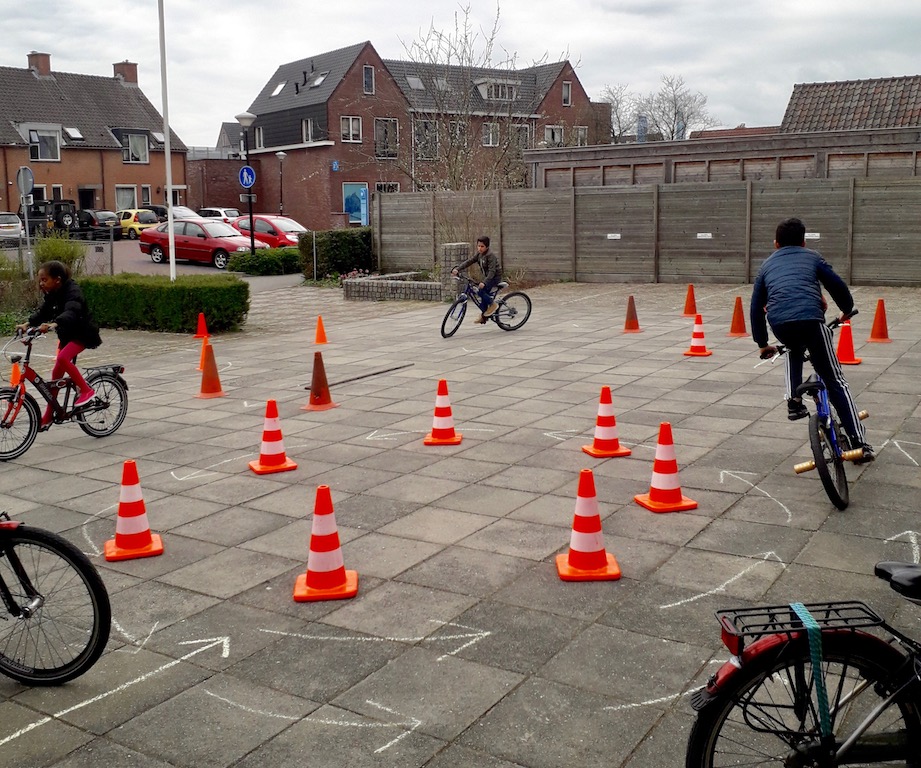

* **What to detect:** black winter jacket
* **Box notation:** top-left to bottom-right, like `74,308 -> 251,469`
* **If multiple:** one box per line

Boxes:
29,278 -> 102,349
455,248 -> 501,285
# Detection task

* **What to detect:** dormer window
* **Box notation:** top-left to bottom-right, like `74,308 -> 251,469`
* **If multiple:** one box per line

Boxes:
271,81 -> 286,97
122,133 -> 149,163
28,128 -> 61,161
310,72 -> 328,88
476,79 -> 519,101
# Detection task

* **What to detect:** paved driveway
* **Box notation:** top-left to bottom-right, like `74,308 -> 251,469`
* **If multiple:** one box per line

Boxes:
2,281 -> 920,767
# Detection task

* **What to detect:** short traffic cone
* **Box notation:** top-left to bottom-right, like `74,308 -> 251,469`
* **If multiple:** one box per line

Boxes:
104,460 -> 164,561
294,485 -> 358,602
556,469 -> 621,581
683,284 -> 697,317
302,351 -> 339,411
867,299 -> 891,343
196,335 -> 207,371
193,312 -> 209,339
249,400 -> 298,475
9,363 -> 20,386
196,339 -> 226,398
424,379 -> 462,445
634,422 -> 698,513
623,295 -> 641,333
583,386 -> 631,458
727,296 -> 749,337
684,314 -> 712,357
836,321 -> 862,365
315,315 -> 328,344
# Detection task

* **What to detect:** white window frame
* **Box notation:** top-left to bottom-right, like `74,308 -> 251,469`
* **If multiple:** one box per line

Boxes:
122,133 -> 149,164
544,125 -> 564,147
512,124 -> 531,153
29,128 -> 61,161
115,185 -> 137,210
254,126 -> 265,149
341,116 -> 362,143
573,126 -> 588,146
481,122 -> 500,147
141,185 -> 152,205
448,120 -> 467,148
363,65 -> 375,95
414,119 -> 438,160
51,184 -> 64,201
33,185 -> 47,200
562,80 -> 572,107
302,119 -> 315,143
374,118 -> 398,159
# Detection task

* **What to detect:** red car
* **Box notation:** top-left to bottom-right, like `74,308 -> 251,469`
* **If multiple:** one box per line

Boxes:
231,214 -> 308,249
139,217 -> 268,269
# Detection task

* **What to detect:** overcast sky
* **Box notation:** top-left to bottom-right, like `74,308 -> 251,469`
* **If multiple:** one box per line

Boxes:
4,0 -> 920,146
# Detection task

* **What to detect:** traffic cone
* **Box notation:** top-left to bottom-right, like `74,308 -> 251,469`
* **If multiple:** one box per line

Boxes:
293,485 -> 358,602
196,339 -> 226,398
683,284 -> 697,317
249,399 -> 298,475
315,315 -> 328,344
9,363 -> 20,386
623,295 -> 641,333
684,314 -> 712,357
556,469 -> 621,581
424,379 -> 462,445
104,460 -> 164,561
583,386 -> 631,458
302,351 -> 339,411
193,312 -> 209,339
196,335 -> 207,372
727,296 -> 749,337
634,422 -> 698,513
836,321 -> 862,365
867,299 -> 891,343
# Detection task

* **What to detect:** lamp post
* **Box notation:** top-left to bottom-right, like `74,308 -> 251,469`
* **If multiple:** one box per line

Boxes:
235,110 -> 257,257
275,151 -> 287,215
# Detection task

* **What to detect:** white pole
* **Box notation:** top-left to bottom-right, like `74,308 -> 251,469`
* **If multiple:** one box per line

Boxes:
157,0 -> 176,281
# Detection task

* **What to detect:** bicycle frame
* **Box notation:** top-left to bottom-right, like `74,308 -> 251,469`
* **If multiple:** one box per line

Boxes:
0,515 -> 40,620
4,334 -> 79,425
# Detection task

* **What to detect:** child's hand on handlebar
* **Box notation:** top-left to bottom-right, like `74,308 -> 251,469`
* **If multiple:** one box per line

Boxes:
37,323 -> 56,334
759,345 -> 778,360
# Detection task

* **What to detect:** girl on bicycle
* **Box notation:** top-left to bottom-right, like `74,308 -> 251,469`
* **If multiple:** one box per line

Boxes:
16,260 -> 101,428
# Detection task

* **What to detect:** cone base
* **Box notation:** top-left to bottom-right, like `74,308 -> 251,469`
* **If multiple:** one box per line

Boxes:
839,358 -> 862,365
683,349 -> 713,357
293,570 -> 358,602
556,552 -> 621,581
727,331 -> 750,338
302,400 -> 340,411
634,492 -> 698,513
249,457 -> 298,475
623,327 -> 641,334
424,432 -> 462,445
196,390 -> 226,399
582,444 -> 631,458
867,338 -> 891,343
104,534 -> 164,562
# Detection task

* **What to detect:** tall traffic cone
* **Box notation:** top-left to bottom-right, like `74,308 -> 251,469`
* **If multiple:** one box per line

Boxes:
623,295 -> 641,333
727,296 -> 749,337
683,284 -> 697,317
302,351 -> 339,411
293,485 -> 358,602
9,363 -> 20,386
867,299 -> 891,343
196,335 -> 208,372
193,312 -> 209,339
556,469 -> 621,581
634,422 -> 698,513
424,379 -> 462,445
196,339 -> 226,398
315,315 -> 328,344
104,460 -> 164,561
684,314 -> 712,357
836,321 -> 861,365
583,386 -> 631,458
249,400 -> 298,475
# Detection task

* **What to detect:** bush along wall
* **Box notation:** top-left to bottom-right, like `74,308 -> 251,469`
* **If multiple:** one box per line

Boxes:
299,227 -> 373,279
80,273 -> 250,333
228,247 -> 301,276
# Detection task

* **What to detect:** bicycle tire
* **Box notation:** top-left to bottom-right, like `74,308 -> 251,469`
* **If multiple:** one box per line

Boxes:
686,631 -> 921,766
493,291 -> 531,331
809,412 -> 849,510
440,297 -> 467,338
0,387 -> 40,461
0,526 -> 111,685
76,373 -> 128,437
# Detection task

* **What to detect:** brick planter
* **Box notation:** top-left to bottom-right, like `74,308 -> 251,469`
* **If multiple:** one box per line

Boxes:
342,272 -> 443,302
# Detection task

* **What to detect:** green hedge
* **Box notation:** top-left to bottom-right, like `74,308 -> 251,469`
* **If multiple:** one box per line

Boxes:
228,247 -> 301,276
80,274 -> 249,333
299,227 -> 372,279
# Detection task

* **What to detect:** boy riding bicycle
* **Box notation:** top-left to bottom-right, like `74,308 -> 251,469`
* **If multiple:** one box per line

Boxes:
451,235 -> 502,324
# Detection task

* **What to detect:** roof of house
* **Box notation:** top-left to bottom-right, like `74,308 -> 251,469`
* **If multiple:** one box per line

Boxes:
217,122 -> 242,148
0,64 -> 185,150
781,75 -> 921,132
690,125 -> 780,139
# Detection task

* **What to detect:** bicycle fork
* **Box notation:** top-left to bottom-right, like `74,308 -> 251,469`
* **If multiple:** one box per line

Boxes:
793,408 -> 870,474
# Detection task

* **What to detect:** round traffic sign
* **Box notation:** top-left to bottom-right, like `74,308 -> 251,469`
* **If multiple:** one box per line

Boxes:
239,166 -> 256,189
16,166 -> 34,196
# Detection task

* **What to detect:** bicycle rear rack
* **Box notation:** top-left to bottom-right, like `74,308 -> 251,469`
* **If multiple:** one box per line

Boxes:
718,600 -> 884,641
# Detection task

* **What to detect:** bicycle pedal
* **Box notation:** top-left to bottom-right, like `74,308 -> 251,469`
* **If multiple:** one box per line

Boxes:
793,459 -> 816,474
841,448 -> 866,462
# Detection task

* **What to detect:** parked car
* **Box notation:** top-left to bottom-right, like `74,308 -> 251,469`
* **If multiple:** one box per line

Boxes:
17,199 -> 79,236
116,209 -> 159,239
170,205 -> 199,219
75,209 -> 122,240
143,204 -> 169,222
0,212 -> 25,245
139,217 -> 268,269
231,214 -> 309,249
197,207 -> 241,223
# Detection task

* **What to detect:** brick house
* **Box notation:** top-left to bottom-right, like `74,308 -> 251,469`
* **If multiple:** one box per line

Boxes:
0,51 -> 187,213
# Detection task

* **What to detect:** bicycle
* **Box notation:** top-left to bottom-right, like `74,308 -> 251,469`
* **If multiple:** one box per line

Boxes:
686,560 -> 921,766
0,329 -> 129,461
758,313 -> 868,510
0,511 -> 111,684
440,274 -> 532,338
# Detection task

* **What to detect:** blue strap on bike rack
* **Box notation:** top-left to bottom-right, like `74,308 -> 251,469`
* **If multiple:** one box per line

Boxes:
790,602 -> 832,738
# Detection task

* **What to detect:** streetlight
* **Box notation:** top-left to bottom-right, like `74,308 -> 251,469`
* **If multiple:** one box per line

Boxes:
275,151 -> 287,215
235,110 -> 257,257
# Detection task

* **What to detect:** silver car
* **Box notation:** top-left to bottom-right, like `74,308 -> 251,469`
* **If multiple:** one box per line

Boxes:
0,212 -> 25,245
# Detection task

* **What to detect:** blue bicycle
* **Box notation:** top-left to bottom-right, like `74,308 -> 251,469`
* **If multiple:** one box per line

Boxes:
440,274 -> 531,338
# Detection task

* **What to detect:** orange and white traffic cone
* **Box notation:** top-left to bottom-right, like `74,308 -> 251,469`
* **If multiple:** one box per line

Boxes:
249,399 -> 298,475
623,295 -> 641,333
683,284 -> 697,317
556,469 -> 621,581
104,460 -> 164,561
684,314 -> 712,357
583,386 -> 631,458
315,315 -> 328,344
293,485 -> 358,602
836,321 -> 861,365
193,312 -> 209,339
197,339 -> 226,398
302,351 -> 339,411
424,379 -> 462,445
867,299 -> 891,343
727,296 -> 749,337
634,422 -> 698,513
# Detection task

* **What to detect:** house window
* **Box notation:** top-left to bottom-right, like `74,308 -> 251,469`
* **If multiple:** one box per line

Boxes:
141,185 -> 152,205
481,122 -> 499,147
271,81 -> 286,97
448,120 -> 467,148
254,127 -> 264,149
414,120 -> 437,160
341,116 -> 362,143
122,133 -> 149,163
302,118 -> 315,143
115,185 -> 137,210
310,72 -> 329,88
376,182 -> 400,193
33,185 -> 47,200
406,75 -> 425,91
562,80 -> 572,107
374,118 -> 398,159
544,125 -> 564,147
51,185 -> 63,201
486,82 -> 516,101
573,126 -> 588,146
512,124 -> 530,153
63,127 -> 84,141
363,66 -> 375,95
29,129 -> 60,161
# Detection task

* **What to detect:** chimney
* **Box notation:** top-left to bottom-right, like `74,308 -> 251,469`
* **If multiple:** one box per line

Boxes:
27,51 -> 51,77
113,60 -> 138,85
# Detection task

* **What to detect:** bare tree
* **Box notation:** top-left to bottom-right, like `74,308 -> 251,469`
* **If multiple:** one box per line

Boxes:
599,83 -> 637,143
634,75 -> 719,141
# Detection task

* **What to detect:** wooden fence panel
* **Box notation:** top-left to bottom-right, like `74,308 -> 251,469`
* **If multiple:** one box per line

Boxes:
501,188 -> 573,280
377,193 -> 434,272
852,180 -> 921,284
432,191 -> 498,257
574,187 -> 656,282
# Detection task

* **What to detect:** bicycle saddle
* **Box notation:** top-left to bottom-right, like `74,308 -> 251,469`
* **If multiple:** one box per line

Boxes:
875,561 -> 921,602
795,375 -> 825,399
496,281 -> 509,289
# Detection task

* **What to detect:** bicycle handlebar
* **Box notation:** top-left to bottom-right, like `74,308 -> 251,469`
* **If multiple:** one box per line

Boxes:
756,309 -> 859,365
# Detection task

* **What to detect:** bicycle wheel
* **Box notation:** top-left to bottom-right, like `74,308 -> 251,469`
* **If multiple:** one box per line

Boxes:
0,526 -> 111,685
493,291 -> 532,331
440,298 -> 467,338
809,412 -> 849,510
76,373 -> 128,437
0,387 -> 40,461
686,632 -> 921,766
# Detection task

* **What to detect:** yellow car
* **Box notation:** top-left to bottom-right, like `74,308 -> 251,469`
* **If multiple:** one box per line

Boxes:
116,209 -> 159,240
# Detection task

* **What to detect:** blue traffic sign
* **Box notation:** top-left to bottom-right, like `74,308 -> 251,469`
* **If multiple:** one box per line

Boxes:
239,166 -> 256,188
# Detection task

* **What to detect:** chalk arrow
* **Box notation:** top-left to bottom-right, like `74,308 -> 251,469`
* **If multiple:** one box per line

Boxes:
308,699 -> 423,753
659,552 -> 786,609
885,531 -> 921,564
544,429 -> 580,442
882,439 -> 917,466
719,470 -> 792,523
